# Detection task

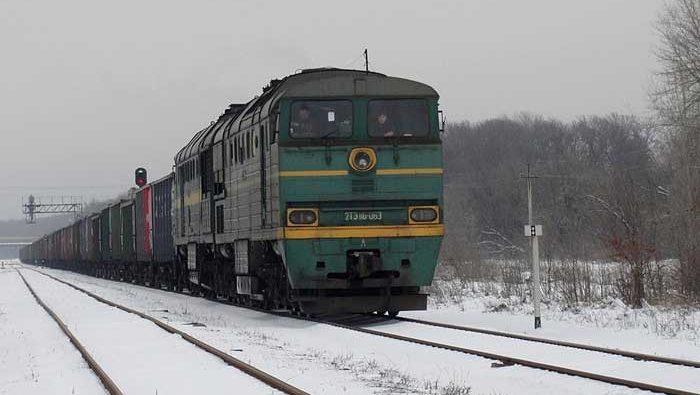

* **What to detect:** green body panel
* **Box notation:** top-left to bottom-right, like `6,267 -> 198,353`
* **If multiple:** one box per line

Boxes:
284,236 -> 442,289
278,97 -> 444,290
280,145 -> 442,200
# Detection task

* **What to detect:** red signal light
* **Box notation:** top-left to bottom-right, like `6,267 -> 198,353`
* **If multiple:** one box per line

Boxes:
135,167 -> 147,187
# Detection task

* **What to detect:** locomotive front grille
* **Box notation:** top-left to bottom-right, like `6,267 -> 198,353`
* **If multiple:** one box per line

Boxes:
351,179 -> 374,193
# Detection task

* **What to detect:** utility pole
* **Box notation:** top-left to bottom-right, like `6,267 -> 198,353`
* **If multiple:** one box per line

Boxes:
521,164 -> 542,329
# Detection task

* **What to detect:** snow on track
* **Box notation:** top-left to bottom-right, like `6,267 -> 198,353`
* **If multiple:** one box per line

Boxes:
390,316 -> 700,368
403,308 -> 700,363
0,269 -> 106,395
19,269 -> 283,395
33,266 -> 662,395
356,319 -> 700,394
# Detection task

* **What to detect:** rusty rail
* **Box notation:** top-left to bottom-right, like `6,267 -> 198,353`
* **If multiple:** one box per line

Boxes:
389,315 -> 700,368
16,269 -> 124,395
26,268 -> 309,395
314,316 -> 699,395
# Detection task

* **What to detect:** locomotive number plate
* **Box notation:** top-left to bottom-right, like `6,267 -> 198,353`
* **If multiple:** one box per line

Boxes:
344,211 -> 382,221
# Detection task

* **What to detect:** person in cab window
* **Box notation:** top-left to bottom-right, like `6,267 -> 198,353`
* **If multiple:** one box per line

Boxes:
291,105 -> 315,137
375,112 -> 396,137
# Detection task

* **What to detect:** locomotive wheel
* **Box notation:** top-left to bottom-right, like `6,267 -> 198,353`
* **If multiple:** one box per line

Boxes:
388,311 -> 399,318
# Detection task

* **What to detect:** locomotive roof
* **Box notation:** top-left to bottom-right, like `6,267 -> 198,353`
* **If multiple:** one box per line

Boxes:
175,68 -> 438,163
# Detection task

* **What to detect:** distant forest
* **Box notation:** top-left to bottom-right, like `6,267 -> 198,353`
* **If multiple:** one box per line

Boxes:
441,0 -> 700,306
439,114 -> 686,306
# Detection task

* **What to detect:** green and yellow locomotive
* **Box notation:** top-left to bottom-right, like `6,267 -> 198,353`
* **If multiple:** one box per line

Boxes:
20,68 -> 444,316
174,68 -> 444,315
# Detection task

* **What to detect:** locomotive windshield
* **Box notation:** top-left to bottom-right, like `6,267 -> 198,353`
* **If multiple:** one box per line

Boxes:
290,100 -> 353,138
368,99 -> 429,137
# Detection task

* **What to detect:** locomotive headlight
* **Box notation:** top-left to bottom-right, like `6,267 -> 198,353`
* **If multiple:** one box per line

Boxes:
348,148 -> 377,172
408,206 -> 440,224
287,208 -> 319,226
355,152 -> 371,169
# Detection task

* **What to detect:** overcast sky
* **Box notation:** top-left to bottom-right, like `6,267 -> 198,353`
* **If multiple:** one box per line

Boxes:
0,0 -> 662,220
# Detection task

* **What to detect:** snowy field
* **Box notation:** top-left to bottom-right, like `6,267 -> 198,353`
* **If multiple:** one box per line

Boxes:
2,259 -> 699,394
424,277 -> 700,357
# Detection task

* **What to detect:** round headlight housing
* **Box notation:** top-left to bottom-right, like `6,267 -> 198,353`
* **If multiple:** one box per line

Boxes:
348,148 -> 377,172
410,207 -> 438,223
354,152 -> 372,170
288,209 -> 318,225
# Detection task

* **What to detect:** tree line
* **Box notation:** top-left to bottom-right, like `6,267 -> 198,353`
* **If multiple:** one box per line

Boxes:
439,0 -> 700,307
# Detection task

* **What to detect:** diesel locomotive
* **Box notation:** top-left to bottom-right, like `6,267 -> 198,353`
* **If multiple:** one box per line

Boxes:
20,68 -> 445,316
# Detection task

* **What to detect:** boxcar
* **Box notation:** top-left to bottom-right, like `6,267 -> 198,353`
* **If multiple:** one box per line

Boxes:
109,203 -> 122,262
121,199 -> 135,263
135,184 -> 153,263
71,220 -> 80,264
79,217 -> 89,262
100,207 -> 111,261
152,173 -> 174,263
88,213 -> 100,263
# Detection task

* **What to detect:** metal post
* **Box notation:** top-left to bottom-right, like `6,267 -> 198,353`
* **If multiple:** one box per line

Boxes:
532,229 -> 541,329
527,166 -> 533,225
364,48 -> 369,73
524,164 -> 541,329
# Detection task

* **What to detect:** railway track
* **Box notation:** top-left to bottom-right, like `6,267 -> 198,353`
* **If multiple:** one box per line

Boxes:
19,268 -> 309,395
385,314 -> 700,368
16,269 -> 124,395
310,315 -> 700,395
29,266 -> 700,395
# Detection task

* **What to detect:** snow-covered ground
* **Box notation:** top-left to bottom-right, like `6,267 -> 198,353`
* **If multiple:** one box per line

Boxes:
430,263 -> 700,343
8,260 -> 699,394
2,261 -> 285,395
20,268 -> 285,395
3,258 -> 700,394
424,278 -> 700,360
0,264 -> 105,395
366,319 -> 700,393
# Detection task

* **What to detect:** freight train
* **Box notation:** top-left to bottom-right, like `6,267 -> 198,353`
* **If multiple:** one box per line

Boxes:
20,68 -> 445,316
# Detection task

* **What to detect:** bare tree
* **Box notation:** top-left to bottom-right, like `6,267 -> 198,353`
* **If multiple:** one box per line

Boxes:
655,0 -> 700,299
441,113 -> 672,307
584,115 -> 662,307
